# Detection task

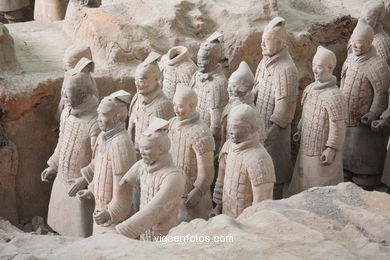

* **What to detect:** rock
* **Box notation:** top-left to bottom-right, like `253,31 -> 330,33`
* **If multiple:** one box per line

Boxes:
0,183 -> 389,259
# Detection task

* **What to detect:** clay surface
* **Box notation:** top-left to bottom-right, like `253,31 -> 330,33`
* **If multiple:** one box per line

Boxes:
1,183 -> 389,260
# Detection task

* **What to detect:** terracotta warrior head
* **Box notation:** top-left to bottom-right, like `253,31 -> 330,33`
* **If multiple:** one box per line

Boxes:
312,46 -> 336,83
262,17 -> 287,56
64,71 -> 96,109
139,118 -> 170,165
64,45 -> 93,72
173,86 -> 198,121
135,52 -> 161,95
361,0 -> 385,29
228,104 -> 261,144
350,18 -> 374,56
197,32 -> 224,73
228,61 -> 254,98
97,90 -> 132,132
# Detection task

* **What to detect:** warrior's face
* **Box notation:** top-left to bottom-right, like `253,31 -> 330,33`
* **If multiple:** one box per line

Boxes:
173,94 -> 195,120
135,69 -> 158,95
350,37 -> 371,56
197,49 -> 209,73
312,62 -> 332,83
227,121 -> 252,144
64,87 -> 85,108
228,80 -> 250,98
139,139 -> 161,165
261,36 -> 282,56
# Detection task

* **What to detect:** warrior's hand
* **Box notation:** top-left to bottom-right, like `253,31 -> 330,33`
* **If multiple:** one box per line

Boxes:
209,204 -> 222,218
185,187 -> 202,208
41,167 -> 57,183
292,131 -> 301,142
265,123 -> 281,145
371,119 -> 388,132
93,209 -> 111,225
77,189 -> 94,200
361,112 -> 377,126
68,177 -> 88,197
320,147 -> 336,166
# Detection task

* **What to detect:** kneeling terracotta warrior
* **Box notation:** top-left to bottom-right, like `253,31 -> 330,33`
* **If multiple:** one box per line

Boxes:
167,87 -> 215,221
289,46 -> 347,195
212,104 -> 275,218
41,70 -> 100,237
117,119 -> 185,241
76,90 -> 137,234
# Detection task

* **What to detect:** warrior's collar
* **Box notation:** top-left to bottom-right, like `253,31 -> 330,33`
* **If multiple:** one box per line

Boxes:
263,45 -> 289,68
351,46 -> 376,63
232,135 -> 259,152
99,123 -> 126,153
167,47 -> 190,66
312,75 -> 337,90
174,112 -> 200,128
145,153 -> 173,173
196,64 -> 222,83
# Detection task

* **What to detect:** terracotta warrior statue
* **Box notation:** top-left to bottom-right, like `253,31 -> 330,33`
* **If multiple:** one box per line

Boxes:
41,70 -> 100,237
220,61 -> 258,151
117,118 -> 185,241
0,108 -> 18,224
76,90 -> 137,234
341,18 -> 390,190
161,46 -> 197,99
0,0 -> 30,23
128,52 -> 174,154
57,46 -> 97,122
211,104 -> 275,218
191,32 -> 229,148
167,87 -> 215,222
254,17 -> 299,199
361,0 -> 390,66
289,46 -> 347,195
34,0 -> 69,21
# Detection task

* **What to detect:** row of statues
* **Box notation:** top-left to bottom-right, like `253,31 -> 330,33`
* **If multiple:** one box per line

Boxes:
39,0 -> 390,240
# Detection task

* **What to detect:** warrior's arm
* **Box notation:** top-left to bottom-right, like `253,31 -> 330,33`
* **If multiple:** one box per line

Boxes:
107,169 -> 133,224
326,119 -> 345,151
193,151 -> 214,195
252,182 -> 274,204
213,152 -> 227,207
271,95 -> 297,128
107,142 -> 137,224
